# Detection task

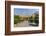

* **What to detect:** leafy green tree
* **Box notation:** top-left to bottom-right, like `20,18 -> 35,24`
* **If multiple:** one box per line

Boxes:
29,16 -> 33,23
14,15 -> 24,24
34,14 -> 39,24
14,15 -> 21,24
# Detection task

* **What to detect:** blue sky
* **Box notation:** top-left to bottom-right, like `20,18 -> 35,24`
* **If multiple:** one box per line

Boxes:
14,8 -> 39,16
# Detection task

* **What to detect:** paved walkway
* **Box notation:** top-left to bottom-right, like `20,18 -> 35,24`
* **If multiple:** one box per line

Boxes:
14,20 -> 30,27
